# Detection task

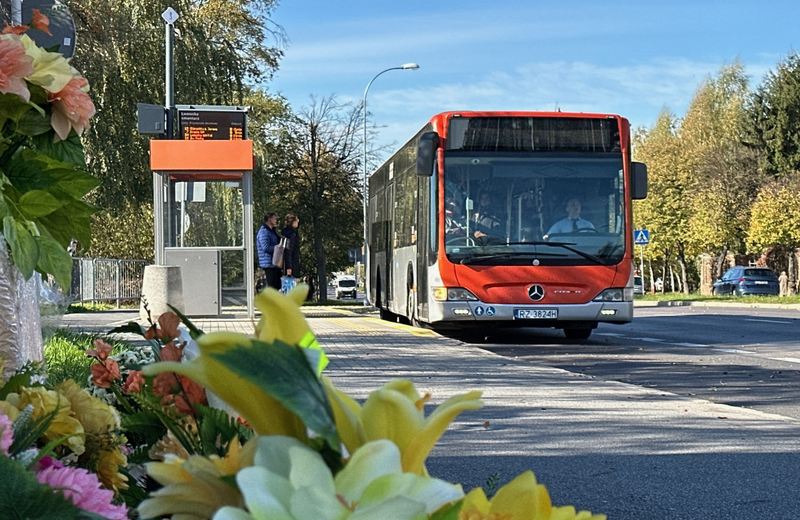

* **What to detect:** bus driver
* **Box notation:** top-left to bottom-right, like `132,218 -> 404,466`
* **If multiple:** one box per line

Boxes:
547,197 -> 595,235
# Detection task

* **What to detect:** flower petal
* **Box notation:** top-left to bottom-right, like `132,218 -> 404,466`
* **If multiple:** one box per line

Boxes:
334,439 -> 402,505
289,484 -> 348,520
253,436 -> 309,478
288,444 -> 335,496
358,473 -> 463,515
236,466 -> 295,520
322,376 -> 365,454
361,388 -> 425,457
402,390 -> 483,475
489,470 -> 552,520
213,506 -> 256,520
349,495 -> 427,520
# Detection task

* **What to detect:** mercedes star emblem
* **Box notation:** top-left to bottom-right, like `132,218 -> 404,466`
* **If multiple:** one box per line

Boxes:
528,284 -> 545,301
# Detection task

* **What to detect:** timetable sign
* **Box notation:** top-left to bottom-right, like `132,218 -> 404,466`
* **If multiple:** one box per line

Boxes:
178,110 -> 246,140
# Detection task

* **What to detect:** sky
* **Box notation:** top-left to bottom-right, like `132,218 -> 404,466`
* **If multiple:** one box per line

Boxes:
267,0 -> 800,156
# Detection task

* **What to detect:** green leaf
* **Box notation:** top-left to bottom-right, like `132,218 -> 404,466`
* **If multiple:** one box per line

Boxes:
4,151 -> 54,192
0,92 -> 35,126
195,404 -> 251,456
210,339 -> 340,450
18,190 -> 62,217
15,108 -> 52,137
0,371 -> 33,400
34,234 -> 72,290
430,499 -> 464,520
108,321 -> 148,336
3,216 -> 39,279
31,133 -> 87,168
120,410 -> 168,444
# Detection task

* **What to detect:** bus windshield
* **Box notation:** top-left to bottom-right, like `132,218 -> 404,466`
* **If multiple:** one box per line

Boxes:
443,151 -> 625,266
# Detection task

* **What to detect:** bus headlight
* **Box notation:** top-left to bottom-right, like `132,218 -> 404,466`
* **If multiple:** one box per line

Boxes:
593,288 -> 632,302
432,287 -> 479,301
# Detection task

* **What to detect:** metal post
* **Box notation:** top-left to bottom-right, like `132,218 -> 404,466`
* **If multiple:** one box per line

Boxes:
362,63 -> 419,306
11,0 -> 21,25
115,260 -> 121,308
165,21 -> 174,139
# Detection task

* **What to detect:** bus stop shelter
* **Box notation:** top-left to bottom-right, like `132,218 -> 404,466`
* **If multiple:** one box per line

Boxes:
150,139 -> 255,318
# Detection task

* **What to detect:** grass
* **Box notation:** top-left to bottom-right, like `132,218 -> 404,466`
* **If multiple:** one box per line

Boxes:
44,329 -> 131,387
67,301 -> 139,313
636,292 -> 800,305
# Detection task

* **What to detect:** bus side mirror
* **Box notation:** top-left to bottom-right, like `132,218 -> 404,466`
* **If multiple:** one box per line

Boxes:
416,131 -> 439,177
632,162 -> 648,200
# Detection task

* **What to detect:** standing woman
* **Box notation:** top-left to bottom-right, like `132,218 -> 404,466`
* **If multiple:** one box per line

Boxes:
281,213 -> 301,279
256,212 -> 282,291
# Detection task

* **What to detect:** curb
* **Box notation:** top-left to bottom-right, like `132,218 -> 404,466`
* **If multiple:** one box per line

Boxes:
634,299 -> 800,310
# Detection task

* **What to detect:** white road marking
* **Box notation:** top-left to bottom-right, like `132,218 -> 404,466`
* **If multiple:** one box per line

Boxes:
744,318 -> 793,325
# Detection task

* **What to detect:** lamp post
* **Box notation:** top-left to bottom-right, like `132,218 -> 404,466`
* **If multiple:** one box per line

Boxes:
362,63 -> 419,305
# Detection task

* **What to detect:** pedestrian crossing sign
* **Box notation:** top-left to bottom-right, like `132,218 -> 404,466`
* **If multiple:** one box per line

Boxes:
634,229 -> 650,245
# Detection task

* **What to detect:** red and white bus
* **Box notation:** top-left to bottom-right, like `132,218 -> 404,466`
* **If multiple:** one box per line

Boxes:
367,111 -> 647,339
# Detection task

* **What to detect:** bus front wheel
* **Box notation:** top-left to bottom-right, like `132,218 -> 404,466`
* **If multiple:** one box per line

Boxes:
563,327 -> 592,340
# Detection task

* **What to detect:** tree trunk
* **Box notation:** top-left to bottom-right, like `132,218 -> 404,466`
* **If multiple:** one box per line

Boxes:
312,213 -> 327,303
677,242 -> 689,295
715,244 -> 729,279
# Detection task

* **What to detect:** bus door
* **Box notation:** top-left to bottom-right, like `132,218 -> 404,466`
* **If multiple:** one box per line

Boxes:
385,182 -> 394,307
416,174 -> 430,320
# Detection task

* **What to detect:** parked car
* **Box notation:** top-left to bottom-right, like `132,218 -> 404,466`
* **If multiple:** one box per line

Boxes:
335,276 -> 358,299
711,266 -> 780,296
633,275 -> 645,295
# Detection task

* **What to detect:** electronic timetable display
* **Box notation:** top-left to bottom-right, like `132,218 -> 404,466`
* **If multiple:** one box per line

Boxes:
178,110 -> 246,140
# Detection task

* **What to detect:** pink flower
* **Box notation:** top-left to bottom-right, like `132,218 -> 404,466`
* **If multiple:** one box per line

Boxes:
0,411 -> 13,456
0,36 -> 34,102
86,338 -> 114,360
90,358 -> 120,388
36,465 -> 128,520
48,76 -> 96,141
122,370 -> 145,393
31,9 -> 51,36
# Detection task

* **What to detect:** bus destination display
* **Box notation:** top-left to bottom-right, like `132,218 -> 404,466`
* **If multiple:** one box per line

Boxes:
179,110 -> 246,140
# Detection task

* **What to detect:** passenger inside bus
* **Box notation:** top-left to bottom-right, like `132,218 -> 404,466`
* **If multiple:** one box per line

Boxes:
471,192 -> 503,243
545,197 -> 595,236
444,195 -> 467,239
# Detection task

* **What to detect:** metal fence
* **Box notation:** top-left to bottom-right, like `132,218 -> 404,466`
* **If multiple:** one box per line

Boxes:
69,258 -> 148,307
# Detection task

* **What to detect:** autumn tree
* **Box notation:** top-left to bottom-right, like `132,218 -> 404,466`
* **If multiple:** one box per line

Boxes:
66,0 -> 284,258
681,62 -> 761,278
262,96 -> 365,301
633,110 -> 694,293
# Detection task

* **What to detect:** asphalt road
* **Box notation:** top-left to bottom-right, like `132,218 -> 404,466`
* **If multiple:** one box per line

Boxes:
478,305 -> 800,419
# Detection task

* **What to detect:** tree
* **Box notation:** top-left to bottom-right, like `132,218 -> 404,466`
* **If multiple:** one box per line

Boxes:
633,110 -> 694,293
67,0 -> 284,257
745,52 -> 800,177
262,96 -> 365,301
681,62 -> 761,277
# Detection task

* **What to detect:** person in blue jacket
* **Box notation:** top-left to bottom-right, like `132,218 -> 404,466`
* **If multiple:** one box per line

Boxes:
256,212 -> 282,291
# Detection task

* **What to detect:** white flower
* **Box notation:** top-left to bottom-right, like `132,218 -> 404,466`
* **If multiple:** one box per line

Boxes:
212,437 -> 463,520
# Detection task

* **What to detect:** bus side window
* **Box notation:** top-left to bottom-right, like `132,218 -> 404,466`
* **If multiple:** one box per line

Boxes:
430,158 -> 438,256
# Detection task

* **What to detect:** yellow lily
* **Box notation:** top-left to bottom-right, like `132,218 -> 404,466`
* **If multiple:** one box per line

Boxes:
459,471 -> 605,520
143,285 -> 325,438
138,436 -> 258,520
324,378 -> 483,475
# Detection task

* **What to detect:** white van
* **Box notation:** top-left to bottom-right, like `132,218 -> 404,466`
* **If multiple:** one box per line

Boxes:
335,276 -> 357,299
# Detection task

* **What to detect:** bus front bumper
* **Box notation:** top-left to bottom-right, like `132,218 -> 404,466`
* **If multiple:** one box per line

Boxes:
429,300 -> 633,326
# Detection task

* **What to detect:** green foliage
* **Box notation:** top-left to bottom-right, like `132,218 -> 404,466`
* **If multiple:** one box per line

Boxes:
210,338 -> 340,451
68,0 -> 285,257
483,472 -> 501,498
195,404 -> 252,457
43,330 -> 127,387
746,52 -> 800,177
1,87 -> 98,290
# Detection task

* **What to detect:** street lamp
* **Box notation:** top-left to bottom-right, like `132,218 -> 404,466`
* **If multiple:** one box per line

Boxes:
361,63 -> 419,305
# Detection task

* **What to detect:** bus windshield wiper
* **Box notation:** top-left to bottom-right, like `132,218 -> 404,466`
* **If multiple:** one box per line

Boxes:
459,251 -> 565,265
504,241 -> 606,265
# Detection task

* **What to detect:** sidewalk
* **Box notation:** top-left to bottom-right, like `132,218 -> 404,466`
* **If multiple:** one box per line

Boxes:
60,307 -> 800,519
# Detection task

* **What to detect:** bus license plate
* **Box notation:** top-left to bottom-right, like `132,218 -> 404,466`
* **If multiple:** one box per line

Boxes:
514,309 -> 557,319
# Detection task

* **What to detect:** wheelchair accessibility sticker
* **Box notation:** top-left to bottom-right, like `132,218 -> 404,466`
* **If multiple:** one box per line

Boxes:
474,306 -> 496,317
